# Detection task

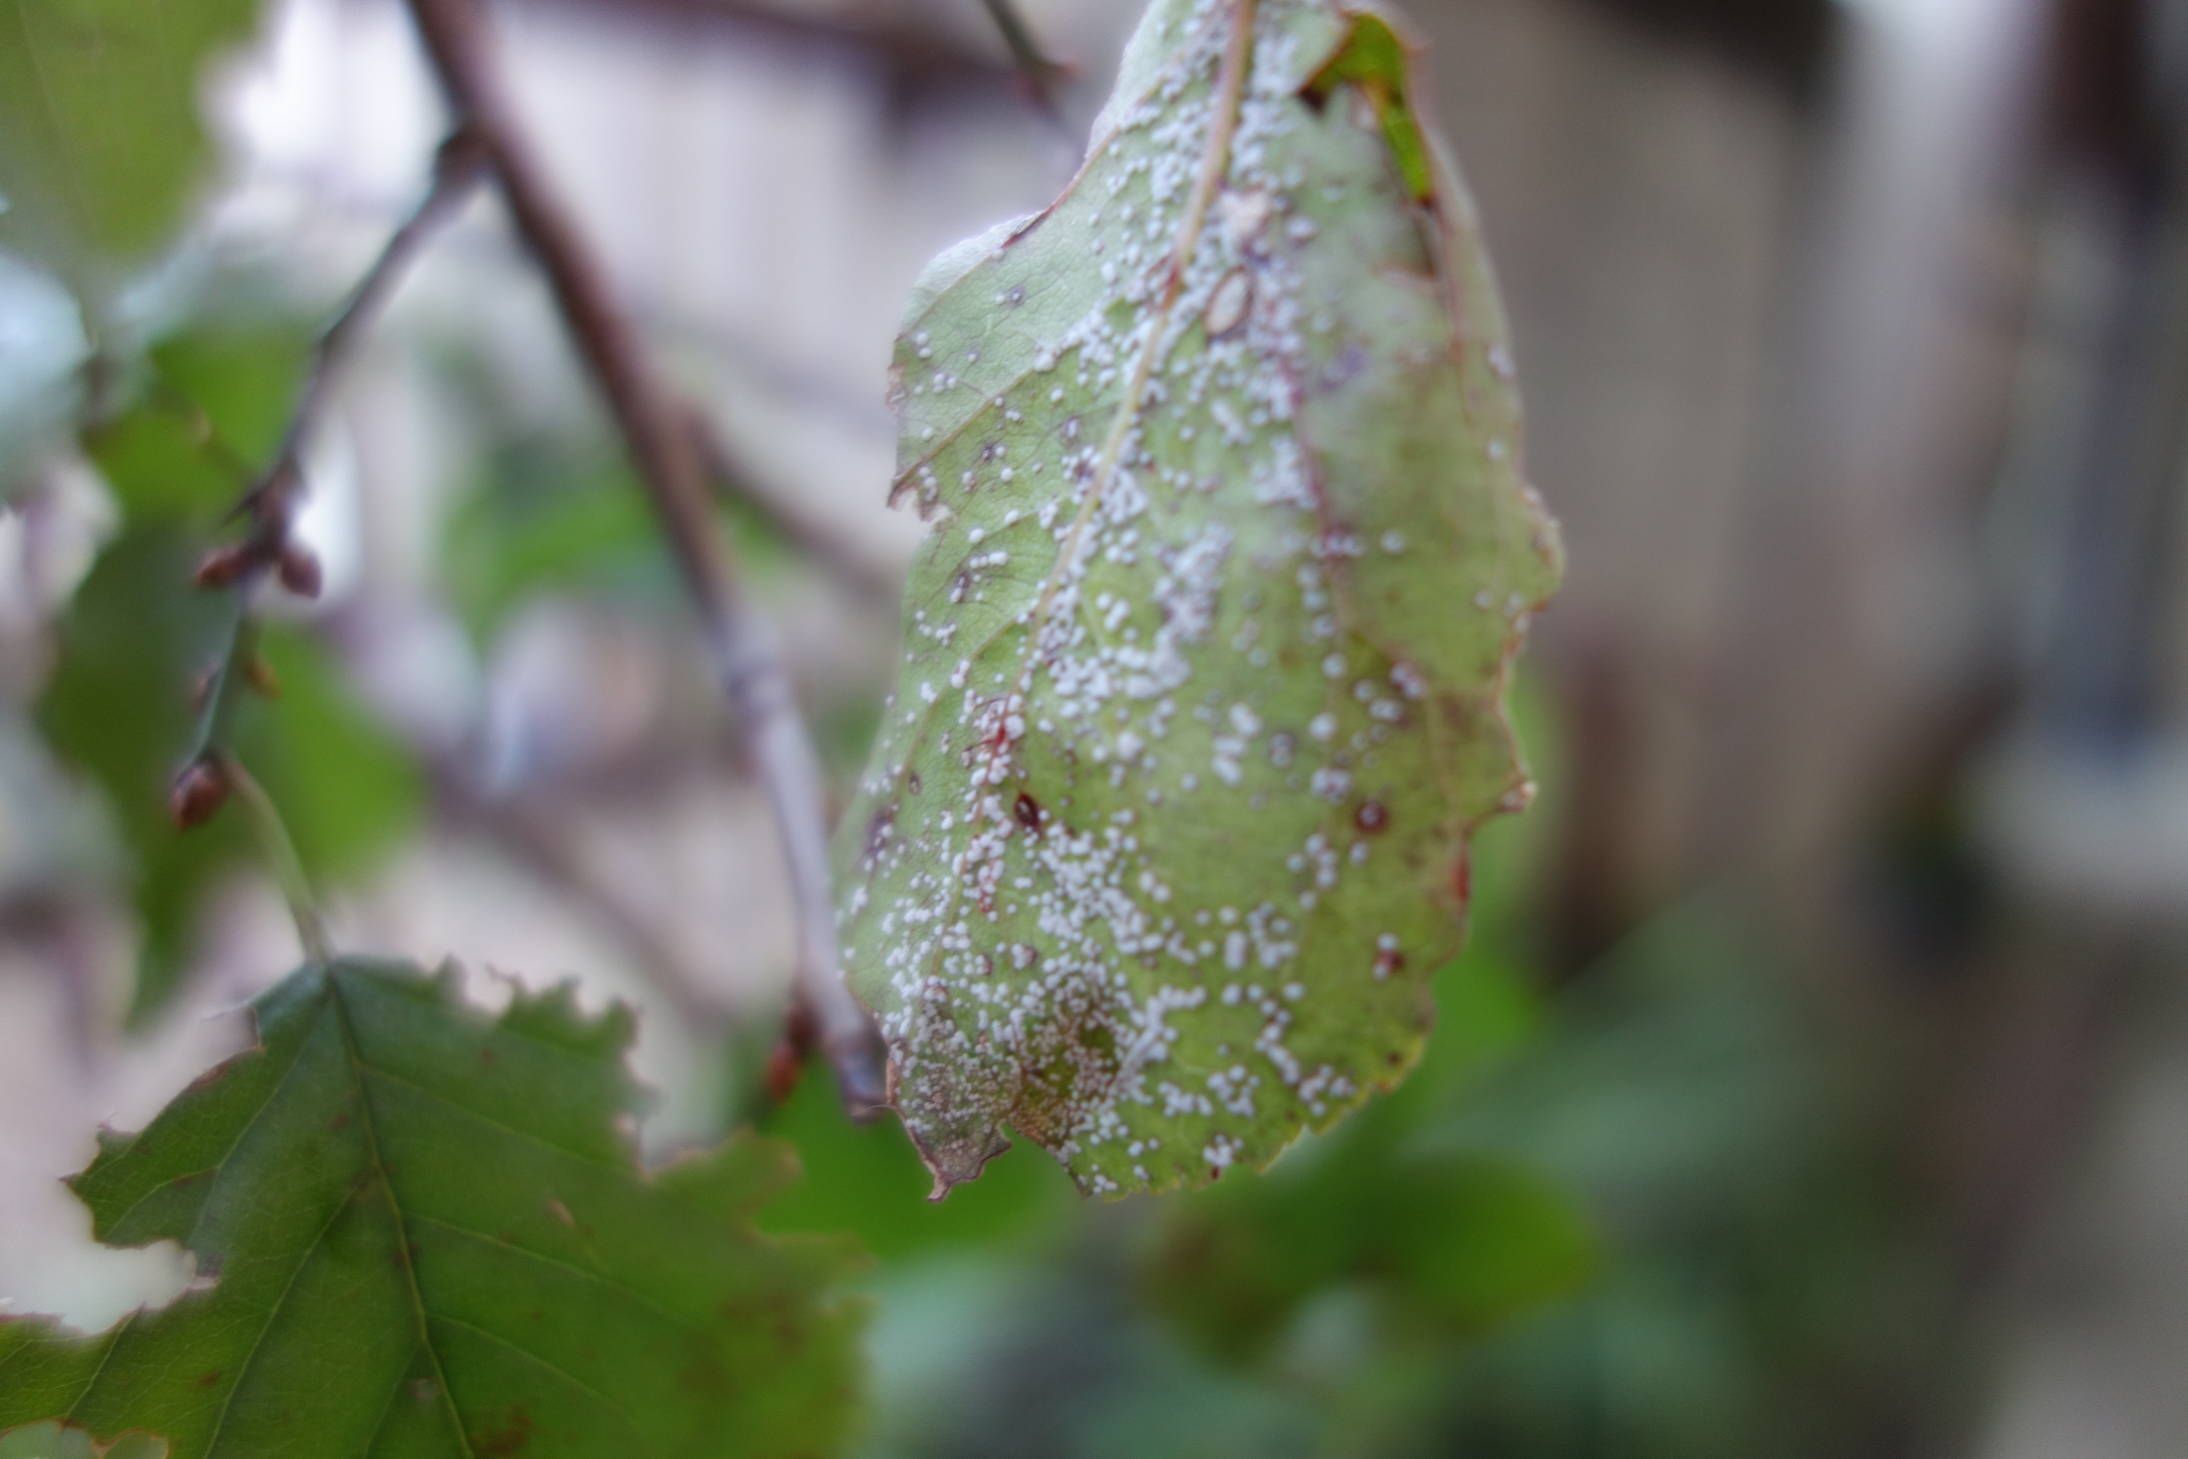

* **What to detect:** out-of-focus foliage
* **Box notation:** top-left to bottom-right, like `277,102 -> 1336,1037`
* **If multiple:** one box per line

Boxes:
0,0 -> 262,273
37,528 -> 420,1022
0,960 -> 866,1459
429,353 -> 802,651
1144,952 -> 1597,1359
845,901 -> 1936,1459
826,673 -> 1943,1459
757,1058 -> 1078,1266
84,321 -> 313,519
22,308 -> 419,1021
440,437 -> 667,645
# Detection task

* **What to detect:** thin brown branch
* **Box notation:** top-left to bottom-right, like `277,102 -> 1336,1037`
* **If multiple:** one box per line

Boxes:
236,129 -> 489,528
171,133 -> 486,834
977,0 -> 1072,131
400,0 -> 887,1115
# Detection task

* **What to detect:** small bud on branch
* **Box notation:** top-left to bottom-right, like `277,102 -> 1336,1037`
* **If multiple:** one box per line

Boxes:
170,758 -> 232,830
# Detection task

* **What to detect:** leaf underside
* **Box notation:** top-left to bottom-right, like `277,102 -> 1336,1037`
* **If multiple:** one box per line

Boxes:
0,961 -> 862,1458
836,0 -> 1562,1198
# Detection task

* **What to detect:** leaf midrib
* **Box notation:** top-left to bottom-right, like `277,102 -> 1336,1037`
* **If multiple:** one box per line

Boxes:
888,0 -> 1236,491
877,5 -> 1263,1178
330,976 -> 656,1455
325,973 -> 478,1459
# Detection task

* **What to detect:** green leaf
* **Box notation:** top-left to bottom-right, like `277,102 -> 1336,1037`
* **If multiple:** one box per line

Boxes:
1145,941 -> 1589,1357
437,439 -> 666,644
1149,1148 -> 1595,1357
835,0 -> 1561,1196
0,0 -> 261,271
0,960 -> 866,1458
85,320 -> 315,521
36,528 -> 422,1022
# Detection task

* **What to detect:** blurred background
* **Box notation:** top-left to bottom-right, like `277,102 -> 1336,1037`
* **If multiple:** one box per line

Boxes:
3,0 -> 2187,1454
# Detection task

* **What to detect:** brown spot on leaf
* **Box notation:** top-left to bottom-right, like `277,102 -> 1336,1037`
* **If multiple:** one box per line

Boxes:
765,1037 -> 806,1104
474,1407 -> 535,1457
866,803 -> 897,859
1449,846 -> 1472,906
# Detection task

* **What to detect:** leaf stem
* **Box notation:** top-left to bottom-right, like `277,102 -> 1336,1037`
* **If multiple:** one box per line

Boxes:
225,755 -> 333,965
977,0 -> 1072,136
166,134 -> 483,857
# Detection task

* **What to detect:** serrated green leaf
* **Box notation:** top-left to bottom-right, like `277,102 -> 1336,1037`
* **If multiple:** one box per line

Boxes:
835,0 -> 1561,1197
0,960 -> 865,1458
36,528 -> 421,1022
0,0 -> 261,272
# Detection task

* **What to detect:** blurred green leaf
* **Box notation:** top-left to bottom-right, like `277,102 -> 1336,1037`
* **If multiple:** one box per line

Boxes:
438,440 -> 667,643
1134,849 -> 1583,1354
84,320 -> 313,520
1150,1146 -> 1596,1359
758,1060 -> 1076,1265
859,1257 -> 1317,1459
1422,904 -> 1840,1228
0,959 -> 866,1458
36,528 -> 421,1022
0,0 -> 261,273
1381,902 -> 1936,1459
1143,942 -> 1587,1359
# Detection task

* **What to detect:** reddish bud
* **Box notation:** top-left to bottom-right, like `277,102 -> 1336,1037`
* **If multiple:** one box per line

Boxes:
764,1038 -> 806,1105
193,544 -> 253,590
245,655 -> 281,699
276,544 -> 322,599
169,759 -> 231,830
